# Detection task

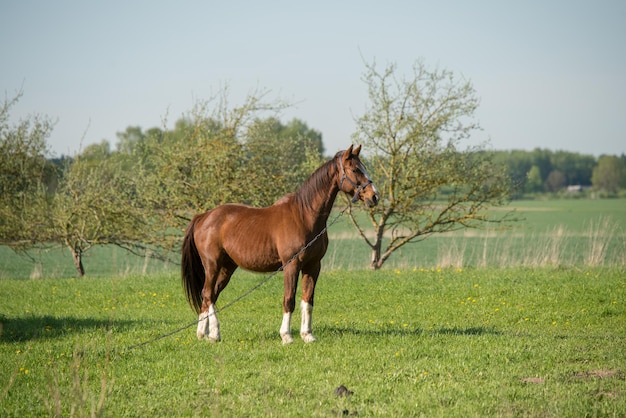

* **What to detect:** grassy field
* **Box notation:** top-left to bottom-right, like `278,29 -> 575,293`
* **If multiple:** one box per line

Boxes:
1,198 -> 625,278
1,268 -> 625,416
1,198 -> 625,416
324,198 -> 626,270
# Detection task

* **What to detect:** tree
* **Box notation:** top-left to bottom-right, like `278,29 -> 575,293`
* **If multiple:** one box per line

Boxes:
44,152 -> 153,276
115,126 -> 145,155
0,91 -> 54,249
550,150 -> 595,186
0,93 -> 143,277
141,113 -> 244,239
544,170 -> 566,192
525,165 -> 543,193
0,94 -> 158,276
242,117 -> 324,206
493,150 -> 533,194
280,118 -> 325,156
349,60 -> 513,269
592,155 -> 626,193
530,148 -> 553,183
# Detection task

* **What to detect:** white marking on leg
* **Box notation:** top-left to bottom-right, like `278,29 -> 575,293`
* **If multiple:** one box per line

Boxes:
300,300 -> 317,343
197,311 -> 209,340
207,304 -> 220,342
280,312 -> 293,344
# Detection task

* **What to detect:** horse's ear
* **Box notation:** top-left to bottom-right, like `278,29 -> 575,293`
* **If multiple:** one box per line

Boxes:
342,145 -> 354,161
353,144 -> 361,156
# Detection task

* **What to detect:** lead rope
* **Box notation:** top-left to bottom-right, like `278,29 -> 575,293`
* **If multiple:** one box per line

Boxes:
123,203 -> 351,352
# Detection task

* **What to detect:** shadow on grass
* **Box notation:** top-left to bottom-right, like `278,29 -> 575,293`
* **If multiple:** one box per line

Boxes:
0,315 -> 138,343
434,326 -> 506,336
318,324 -> 506,339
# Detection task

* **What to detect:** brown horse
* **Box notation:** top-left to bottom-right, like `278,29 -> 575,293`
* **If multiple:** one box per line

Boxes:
181,145 -> 379,344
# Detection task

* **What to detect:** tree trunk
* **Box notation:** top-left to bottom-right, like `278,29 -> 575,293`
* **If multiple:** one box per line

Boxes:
70,248 -> 85,277
370,248 -> 380,270
370,226 -> 385,270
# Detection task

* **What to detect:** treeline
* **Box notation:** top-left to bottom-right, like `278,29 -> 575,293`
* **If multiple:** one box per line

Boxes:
492,149 -> 626,197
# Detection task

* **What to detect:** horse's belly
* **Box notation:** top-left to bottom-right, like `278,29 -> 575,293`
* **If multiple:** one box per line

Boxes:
230,251 -> 282,273
223,237 -> 282,273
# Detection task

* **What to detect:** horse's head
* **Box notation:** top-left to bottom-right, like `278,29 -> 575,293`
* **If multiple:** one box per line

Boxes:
337,145 -> 380,208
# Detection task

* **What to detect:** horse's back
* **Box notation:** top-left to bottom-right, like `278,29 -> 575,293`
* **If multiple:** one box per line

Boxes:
194,201 -> 297,272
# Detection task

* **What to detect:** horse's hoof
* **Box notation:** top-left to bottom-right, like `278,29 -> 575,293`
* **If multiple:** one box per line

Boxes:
281,334 -> 294,345
197,332 -> 214,341
198,333 -> 220,343
301,333 -> 317,343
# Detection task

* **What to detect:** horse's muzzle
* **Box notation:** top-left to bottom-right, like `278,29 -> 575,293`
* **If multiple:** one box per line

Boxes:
352,181 -> 380,208
364,190 -> 380,208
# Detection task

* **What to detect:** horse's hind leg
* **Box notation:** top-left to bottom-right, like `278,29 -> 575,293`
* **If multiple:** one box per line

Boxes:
300,261 -> 321,343
197,262 -> 220,342
280,263 -> 300,345
214,260 -> 237,298
197,258 -> 227,342
197,302 -> 219,342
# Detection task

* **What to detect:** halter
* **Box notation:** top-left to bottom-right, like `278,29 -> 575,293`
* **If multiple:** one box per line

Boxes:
338,155 -> 374,203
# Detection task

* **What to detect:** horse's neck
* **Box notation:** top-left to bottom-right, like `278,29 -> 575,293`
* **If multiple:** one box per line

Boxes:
312,183 -> 339,223
295,161 -> 340,229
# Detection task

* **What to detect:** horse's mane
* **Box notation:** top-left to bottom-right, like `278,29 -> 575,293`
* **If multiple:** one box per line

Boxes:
292,153 -> 340,210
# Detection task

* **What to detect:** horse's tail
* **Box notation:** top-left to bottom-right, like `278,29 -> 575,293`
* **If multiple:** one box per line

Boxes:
181,214 -> 205,314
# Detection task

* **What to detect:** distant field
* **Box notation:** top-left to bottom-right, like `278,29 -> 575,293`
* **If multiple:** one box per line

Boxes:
326,198 -> 626,270
1,268 -> 624,416
1,198 -> 624,278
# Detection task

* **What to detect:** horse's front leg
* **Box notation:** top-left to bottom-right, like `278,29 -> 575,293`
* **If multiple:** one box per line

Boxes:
280,263 -> 300,345
300,261 -> 321,343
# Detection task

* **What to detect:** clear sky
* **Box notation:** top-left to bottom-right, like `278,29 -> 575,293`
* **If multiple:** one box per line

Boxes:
1,0 -> 625,157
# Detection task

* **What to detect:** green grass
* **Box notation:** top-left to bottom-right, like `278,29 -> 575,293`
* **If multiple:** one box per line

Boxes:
1,268 -> 625,416
1,198 -> 624,415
